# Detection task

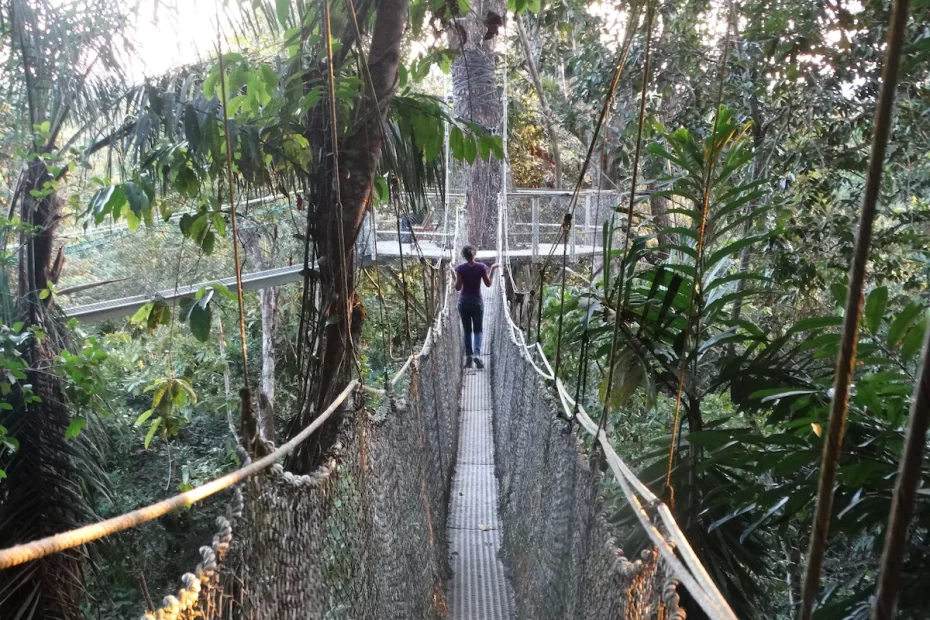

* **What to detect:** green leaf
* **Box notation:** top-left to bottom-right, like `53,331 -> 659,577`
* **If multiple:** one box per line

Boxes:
704,235 -> 768,272
39,288 -> 50,300
831,282 -> 848,308
488,135 -> 504,159
374,177 -> 389,204
901,316 -> 928,361
134,408 -> 155,426
88,186 -> 116,218
147,300 -> 172,331
212,213 -> 226,237
123,181 -> 151,216
463,136 -> 477,164
301,87 -> 322,112
260,64 -> 279,93
204,67 -> 219,99
477,136 -> 492,160
888,302 -> 923,349
189,303 -> 212,342
201,231 -> 217,255
740,496 -> 789,543
131,302 -> 154,325
864,287 -> 888,335
144,417 -> 162,449
189,213 -> 209,242
124,205 -> 141,232
756,388 -> 819,404
212,282 -> 237,300
151,383 -> 170,407
788,316 -> 843,335
64,418 -> 86,440
450,126 -> 465,160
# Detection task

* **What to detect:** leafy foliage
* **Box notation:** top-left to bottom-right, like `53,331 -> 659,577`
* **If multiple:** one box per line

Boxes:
544,101 -> 930,618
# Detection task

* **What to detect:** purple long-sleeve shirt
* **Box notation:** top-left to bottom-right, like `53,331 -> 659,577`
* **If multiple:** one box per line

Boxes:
455,261 -> 489,300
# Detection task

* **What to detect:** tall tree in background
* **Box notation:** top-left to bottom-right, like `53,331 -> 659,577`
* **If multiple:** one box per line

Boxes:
451,0 -> 505,247
515,13 -> 562,188
0,0 -> 131,617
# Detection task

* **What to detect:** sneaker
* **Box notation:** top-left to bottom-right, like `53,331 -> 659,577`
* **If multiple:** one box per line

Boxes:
474,357 -> 485,370
465,357 -> 473,369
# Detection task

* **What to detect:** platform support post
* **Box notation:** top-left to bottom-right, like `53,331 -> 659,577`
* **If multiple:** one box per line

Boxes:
370,211 -> 377,261
570,199 -> 577,262
531,197 -> 539,262
584,193 -> 592,246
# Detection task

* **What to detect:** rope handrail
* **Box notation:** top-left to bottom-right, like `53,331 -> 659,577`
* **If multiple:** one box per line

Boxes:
495,271 -> 737,618
0,380 -> 358,570
556,378 -> 737,619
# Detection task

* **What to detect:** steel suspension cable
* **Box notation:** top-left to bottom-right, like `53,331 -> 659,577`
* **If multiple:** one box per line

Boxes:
321,0 -> 358,386
553,215 -> 571,378
573,148 -> 610,416
799,0 -> 910,616
524,0 -> 643,301
217,38 -> 250,387
661,0 -> 734,502
871,318 -> 929,620
597,0 -> 655,435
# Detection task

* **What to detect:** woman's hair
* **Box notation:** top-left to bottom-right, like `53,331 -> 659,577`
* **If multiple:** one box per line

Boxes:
462,244 -> 476,261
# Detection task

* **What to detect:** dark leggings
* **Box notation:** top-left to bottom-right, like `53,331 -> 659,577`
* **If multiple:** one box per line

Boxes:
458,299 -> 484,356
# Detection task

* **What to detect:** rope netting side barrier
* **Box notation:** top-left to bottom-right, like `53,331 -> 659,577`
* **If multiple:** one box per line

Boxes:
486,273 -> 737,620
138,272 -> 462,619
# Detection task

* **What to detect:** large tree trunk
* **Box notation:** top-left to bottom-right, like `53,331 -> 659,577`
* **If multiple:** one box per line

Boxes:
515,14 -> 562,188
0,158 -> 87,620
451,0 -> 505,248
18,159 -> 61,309
649,190 -> 673,259
289,0 -> 410,472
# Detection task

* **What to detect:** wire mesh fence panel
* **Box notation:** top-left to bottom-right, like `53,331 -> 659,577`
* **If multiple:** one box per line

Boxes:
486,282 -> 685,620
369,192 -> 462,260
500,191 -> 624,260
506,195 -> 534,251
141,280 -> 463,620
58,197 -> 305,308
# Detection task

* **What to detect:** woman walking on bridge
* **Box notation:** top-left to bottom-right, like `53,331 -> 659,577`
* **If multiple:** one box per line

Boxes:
455,245 -> 498,369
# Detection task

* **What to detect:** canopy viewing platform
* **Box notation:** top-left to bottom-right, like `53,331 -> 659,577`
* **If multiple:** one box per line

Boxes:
62,188 -> 618,323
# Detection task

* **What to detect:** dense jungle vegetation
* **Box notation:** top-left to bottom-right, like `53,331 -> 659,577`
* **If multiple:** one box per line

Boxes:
0,0 -> 928,618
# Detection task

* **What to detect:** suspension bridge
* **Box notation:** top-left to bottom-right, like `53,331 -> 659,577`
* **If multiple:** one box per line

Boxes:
0,197 -> 740,619
1,0 -> 920,614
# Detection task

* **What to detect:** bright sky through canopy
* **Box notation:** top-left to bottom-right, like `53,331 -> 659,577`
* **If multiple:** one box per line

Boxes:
126,0 -> 236,81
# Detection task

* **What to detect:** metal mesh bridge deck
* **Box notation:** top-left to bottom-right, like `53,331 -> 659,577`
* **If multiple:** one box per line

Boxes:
446,354 -> 514,619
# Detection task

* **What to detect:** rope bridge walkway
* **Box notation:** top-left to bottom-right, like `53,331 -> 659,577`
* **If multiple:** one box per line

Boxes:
448,346 -> 513,619
0,271 -> 736,620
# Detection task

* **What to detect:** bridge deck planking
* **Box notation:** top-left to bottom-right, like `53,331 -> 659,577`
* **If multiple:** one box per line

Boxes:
446,339 -> 514,619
